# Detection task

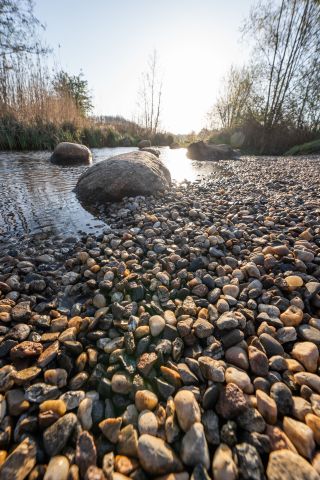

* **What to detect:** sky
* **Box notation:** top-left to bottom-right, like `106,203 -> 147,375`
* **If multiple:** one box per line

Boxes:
34,0 -> 253,133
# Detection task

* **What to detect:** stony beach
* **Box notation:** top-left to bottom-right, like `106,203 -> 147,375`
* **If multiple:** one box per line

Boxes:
0,155 -> 320,479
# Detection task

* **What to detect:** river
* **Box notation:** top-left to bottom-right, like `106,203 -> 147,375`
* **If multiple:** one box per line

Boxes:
0,147 -> 222,244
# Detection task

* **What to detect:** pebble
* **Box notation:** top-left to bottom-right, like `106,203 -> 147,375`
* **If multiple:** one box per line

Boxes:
266,424 -> 297,452
256,390 -> 277,424
114,455 -> 138,476
135,390 -> 158,411
216,383 -> 248,419
225,367 -> 252,393
11,302 -> 32,321
60,390 -> 85,410
267,449 -> 320,480
10,341 -> 43,359
212,443 -> 238,480
174,390 -> 201,432
237,407 -> 266,433
99,417 -> 122,443
39,399 -> 66,416
291,342 -> 319,373
111,372 -> 132,394
44,456 -> 69,480
181,422 -> 210,469
25,383 -> 59,403
305,413 -> 320,444
0,437 -> 36,479
280,306 -> 304,327
199,357 -> 225,382
283,416 -> 315,459
270,382 -> 293,416
285,275 -> 304,289
44,369 -> 68,388
235,442 -> 264,479
225,346 -> 249,370
77,397 -> 93,430
298,325 -> 320,344
295,372 -> 320,394
117,425 -> 138,457
292,396 -> 312,421
43,412 -> 78,456
149,315 -> 166,336
216,311 -> 245,330
137,434 -> 183,475
259,333 -> 284,356
248,346 -> 269,376
138,410 -> 158,435
1,156 -> 320,478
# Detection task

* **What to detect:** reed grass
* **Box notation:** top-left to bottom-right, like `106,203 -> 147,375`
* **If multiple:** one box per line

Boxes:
0,55 -> 174,151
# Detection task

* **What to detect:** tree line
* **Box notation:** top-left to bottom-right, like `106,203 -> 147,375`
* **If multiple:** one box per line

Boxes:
208,0 -> 320,154
0,0 -> 167,150
1,0 -> 318,153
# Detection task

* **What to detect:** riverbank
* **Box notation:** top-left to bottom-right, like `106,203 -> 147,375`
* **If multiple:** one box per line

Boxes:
0,156 -> 320,478
0,118 -> 176,151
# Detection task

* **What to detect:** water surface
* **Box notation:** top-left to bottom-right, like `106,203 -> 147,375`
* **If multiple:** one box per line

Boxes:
0,147 -> 219,242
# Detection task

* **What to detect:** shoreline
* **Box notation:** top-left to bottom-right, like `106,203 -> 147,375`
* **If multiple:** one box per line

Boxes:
0,156 -> 320,477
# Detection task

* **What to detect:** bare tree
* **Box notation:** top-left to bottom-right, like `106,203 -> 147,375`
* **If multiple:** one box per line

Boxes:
208,65 -> 262,129
0,0 -> 48,58
243,0 -> 320,130
0,0 -> 49,106
137,49 -> 163,135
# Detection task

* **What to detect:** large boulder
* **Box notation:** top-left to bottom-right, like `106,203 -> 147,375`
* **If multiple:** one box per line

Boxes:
75,151 -> 171,203
187,141 -> 237,161
138,139 -> 151,149
140,147 -> 161,157
50,142 -> 92,165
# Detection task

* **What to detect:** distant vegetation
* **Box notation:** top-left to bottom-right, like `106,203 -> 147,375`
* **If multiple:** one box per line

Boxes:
285,138 -> 320,156
207,0 -> 320,155
0,0 -> 319,155
0,1 -> 175,151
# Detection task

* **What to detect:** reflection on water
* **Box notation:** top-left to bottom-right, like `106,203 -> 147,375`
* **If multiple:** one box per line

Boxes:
0,147 -> 220,241
160,148 -> 218,183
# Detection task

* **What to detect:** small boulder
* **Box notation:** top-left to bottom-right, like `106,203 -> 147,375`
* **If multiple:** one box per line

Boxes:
187,141 -> 237,161
137,139 -> 151,148
50,142 -> 92,165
